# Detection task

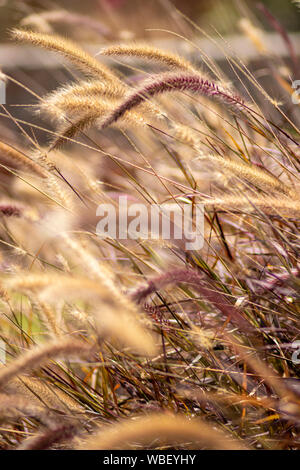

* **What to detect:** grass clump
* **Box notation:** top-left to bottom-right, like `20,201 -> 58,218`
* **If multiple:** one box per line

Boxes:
0,2 -> 299,451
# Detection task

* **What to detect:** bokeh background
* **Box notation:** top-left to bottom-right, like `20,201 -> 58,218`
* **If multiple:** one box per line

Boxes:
0,0 -> 299,42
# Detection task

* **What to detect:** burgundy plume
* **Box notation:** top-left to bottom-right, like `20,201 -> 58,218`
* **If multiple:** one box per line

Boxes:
101,72 -> 247,129
132,268 -> 253,333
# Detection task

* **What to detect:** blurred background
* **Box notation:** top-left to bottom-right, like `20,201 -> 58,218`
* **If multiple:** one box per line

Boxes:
0,0 -> 299,41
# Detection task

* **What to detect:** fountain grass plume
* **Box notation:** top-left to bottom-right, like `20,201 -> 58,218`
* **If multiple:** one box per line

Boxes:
101,72 -> 247,129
